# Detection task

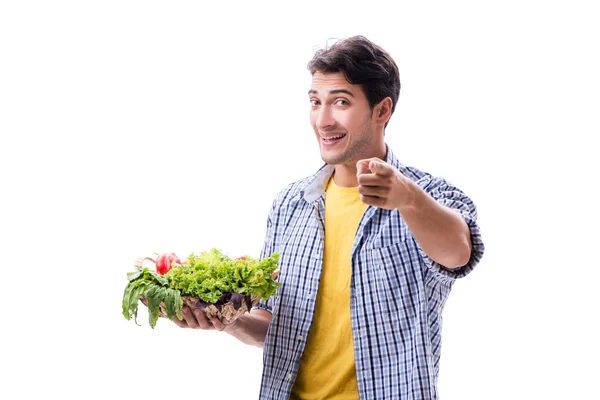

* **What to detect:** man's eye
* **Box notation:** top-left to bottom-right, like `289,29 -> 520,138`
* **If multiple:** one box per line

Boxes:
310,99 -> 319,106
335,99 -> 349,106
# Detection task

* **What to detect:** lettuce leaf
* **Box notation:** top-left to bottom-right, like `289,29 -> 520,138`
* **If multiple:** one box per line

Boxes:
166,249 -> 280,304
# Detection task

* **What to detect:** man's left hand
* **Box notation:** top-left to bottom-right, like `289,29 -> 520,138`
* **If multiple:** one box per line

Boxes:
356,158 -> 413,210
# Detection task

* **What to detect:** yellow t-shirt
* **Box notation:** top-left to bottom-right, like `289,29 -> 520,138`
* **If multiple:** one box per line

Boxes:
290,176 -> 367,400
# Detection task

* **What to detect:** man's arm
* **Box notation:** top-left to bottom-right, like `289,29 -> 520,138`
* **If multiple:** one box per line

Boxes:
357,158 -> 472,269
171,305 -> 272,348
394,184 -> 472,269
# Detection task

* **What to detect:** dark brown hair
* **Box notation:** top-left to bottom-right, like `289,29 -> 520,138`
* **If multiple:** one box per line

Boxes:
308,35 -> 401,125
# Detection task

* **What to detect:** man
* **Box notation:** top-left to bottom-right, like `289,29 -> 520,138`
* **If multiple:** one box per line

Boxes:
173,35 -> 485,399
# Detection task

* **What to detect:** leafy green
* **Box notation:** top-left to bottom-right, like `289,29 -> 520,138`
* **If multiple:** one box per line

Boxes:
166,249 -> 281,304
121,267 -> 183,328
164,288 -> 183,320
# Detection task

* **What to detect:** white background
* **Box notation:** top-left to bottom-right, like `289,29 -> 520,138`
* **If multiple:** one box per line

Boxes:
1,1 -> 599,399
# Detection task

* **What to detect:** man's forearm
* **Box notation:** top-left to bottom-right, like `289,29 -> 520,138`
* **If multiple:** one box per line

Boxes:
398,180 -> 472,269
223,309 -> 272,348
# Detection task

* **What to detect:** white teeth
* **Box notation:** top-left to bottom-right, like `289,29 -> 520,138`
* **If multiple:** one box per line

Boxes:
324,134 -> 345,140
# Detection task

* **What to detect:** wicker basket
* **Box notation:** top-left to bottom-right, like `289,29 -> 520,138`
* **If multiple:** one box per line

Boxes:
140,292 -> 262,325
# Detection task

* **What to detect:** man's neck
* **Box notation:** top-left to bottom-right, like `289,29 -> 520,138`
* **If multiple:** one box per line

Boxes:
332,164 -> 360,187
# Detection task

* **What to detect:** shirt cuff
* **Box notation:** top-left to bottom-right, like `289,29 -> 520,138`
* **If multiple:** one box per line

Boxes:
252,302 -> 273,314
419,209 -> 485,283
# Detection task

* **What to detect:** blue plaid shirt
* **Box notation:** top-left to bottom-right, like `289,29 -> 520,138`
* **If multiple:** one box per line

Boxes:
255,145 -> 485,399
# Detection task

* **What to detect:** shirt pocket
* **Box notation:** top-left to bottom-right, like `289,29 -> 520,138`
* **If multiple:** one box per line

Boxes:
363,209 -> 409,249
367,241 -> 423,318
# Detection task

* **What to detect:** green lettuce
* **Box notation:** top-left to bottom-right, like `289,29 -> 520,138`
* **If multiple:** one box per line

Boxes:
166,249 -> 281,303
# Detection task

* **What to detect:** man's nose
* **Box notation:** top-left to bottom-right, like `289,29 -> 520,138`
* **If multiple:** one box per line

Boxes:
316,106 -> 335,129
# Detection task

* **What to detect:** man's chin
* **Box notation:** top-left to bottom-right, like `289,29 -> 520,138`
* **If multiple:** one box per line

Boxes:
320,151 -> 351,166
320,150 -> 338,165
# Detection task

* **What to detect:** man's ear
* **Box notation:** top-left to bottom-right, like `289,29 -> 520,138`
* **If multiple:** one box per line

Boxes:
374,97 -> 393,126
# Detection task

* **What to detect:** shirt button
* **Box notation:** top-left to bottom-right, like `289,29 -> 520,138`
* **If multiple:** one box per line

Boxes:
307,293 -> 312,299
298,335 -> 303,340
287,373 -> 292,380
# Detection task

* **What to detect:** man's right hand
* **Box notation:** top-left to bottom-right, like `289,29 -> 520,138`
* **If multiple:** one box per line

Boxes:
170,306 -> 228,331
168,306 -> 272,348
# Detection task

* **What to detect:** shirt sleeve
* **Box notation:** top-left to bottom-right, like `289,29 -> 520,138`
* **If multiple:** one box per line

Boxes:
415,174 -> 485,281
252,200 -> 277,314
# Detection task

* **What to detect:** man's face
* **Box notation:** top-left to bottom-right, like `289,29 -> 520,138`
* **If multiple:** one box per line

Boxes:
309,72 -> 377,166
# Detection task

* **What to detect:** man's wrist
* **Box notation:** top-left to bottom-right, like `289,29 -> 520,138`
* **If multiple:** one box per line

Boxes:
395,174 -> 420,211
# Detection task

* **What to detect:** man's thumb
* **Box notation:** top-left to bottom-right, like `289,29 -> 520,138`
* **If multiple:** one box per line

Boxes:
369,159 -> 383,173
356,159 -> 370,176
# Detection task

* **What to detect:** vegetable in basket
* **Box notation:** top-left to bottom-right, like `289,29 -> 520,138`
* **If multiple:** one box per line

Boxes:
122,248 -> 280,328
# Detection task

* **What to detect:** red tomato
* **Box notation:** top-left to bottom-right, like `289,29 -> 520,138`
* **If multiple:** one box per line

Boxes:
235,256 -> 247,261
156,253 -> 181,275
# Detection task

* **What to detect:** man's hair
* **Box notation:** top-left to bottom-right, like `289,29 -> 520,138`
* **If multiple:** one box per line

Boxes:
308,35 -> 401,125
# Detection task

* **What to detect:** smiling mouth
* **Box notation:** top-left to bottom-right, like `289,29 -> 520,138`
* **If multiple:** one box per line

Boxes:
321,133 -> 347,143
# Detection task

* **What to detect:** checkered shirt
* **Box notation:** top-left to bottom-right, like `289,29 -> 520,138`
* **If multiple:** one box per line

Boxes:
254,145 -> 485,399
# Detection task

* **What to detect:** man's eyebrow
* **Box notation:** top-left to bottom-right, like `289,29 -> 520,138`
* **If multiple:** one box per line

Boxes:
330,89 -> 355,97
308,89 -> 355,97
